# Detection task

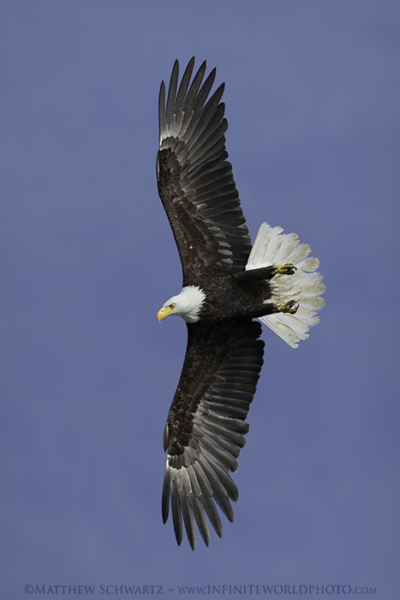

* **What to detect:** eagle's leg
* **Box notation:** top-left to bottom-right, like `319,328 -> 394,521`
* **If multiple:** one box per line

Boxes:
233,263 -> 296,284
248,300 -> 299,319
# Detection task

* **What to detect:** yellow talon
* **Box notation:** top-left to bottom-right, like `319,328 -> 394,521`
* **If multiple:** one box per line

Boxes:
275,263 -> 297,275
277,300 -> 299,314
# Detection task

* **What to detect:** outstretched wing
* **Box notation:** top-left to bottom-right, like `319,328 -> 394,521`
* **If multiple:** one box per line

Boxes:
162,320 -> 264,549
157,58 -> 252,284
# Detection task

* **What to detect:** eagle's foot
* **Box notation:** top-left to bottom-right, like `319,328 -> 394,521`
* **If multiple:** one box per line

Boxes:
275,263 -> 297,276
277,300 -> 299,314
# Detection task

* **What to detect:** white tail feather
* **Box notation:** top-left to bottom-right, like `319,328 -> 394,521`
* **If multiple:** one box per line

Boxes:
246,222 -> 325,348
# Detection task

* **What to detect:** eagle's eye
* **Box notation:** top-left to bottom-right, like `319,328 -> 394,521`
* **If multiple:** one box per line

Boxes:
168,303 -> 176,309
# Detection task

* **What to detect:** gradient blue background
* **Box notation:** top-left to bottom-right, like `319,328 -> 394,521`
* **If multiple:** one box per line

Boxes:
1,1 -> 399,598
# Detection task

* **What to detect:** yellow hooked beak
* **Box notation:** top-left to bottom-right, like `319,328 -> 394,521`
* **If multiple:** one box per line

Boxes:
157,304 -> 176,322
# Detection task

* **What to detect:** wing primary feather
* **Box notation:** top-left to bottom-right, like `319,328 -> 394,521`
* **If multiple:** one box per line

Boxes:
161,464 -> 171,523
192,461 -> 223,536
199,445 -> 239,502
188,494 -> 211,547
182,60 -> 207,110
197,454 -> 235,522
186,104 -> 226,159
193,67 -> 216,110
165,59 -> 179,125
179,474 -> 197,550
199,494 -> 223,537
158,81 -> 165,143
205,82 -> 225,111
171,477 -> 183,546
174,56 -> 195,111
187,85 -> 225,145
183,61 -> 207,109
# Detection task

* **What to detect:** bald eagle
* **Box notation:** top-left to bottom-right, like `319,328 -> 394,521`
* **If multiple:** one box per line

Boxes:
156,58 -> 325,549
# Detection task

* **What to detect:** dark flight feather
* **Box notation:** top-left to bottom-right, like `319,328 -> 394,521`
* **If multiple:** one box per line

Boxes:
157,58 -> 252,283
161,319 -> 264,549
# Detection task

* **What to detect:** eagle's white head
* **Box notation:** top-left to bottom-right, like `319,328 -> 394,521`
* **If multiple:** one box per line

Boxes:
157,285 -> 206,324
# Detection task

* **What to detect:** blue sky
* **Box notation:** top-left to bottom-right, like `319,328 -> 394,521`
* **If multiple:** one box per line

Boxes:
1,1 -> 399,598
